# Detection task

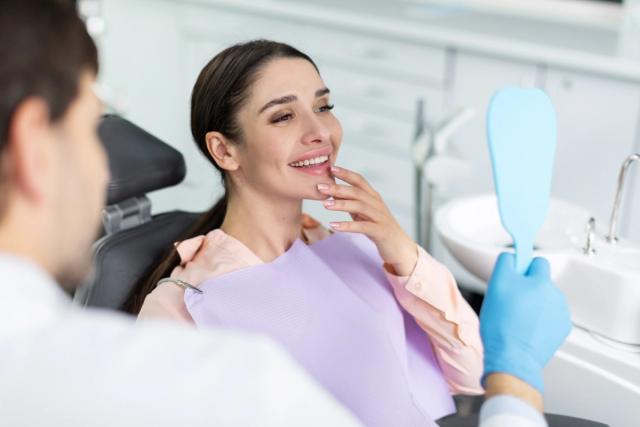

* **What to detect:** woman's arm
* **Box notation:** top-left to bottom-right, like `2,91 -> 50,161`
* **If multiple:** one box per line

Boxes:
137,235 -> 207,323
138,284 -> 195,323
318,166 -> 482,394
383,245 -> 483,395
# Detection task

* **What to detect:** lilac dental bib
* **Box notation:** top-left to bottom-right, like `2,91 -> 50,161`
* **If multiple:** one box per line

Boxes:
184,232 -> 455,426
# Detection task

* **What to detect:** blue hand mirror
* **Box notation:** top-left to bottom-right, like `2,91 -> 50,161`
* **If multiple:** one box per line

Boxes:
487,87 -> 557,274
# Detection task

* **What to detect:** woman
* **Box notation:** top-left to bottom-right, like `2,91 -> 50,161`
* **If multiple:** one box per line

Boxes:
127,40 -> 482,424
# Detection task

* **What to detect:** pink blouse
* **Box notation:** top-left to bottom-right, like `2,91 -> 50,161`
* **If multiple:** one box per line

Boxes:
139,215 -> 483,395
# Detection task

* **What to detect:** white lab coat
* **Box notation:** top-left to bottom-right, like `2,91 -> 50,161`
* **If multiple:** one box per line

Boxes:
0,254 -> 360,426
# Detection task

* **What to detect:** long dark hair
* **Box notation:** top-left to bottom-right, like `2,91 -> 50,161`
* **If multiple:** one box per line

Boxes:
123,40 -> 318,314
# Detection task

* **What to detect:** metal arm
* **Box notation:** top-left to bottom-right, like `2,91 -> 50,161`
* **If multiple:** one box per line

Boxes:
411,102 -> 475,249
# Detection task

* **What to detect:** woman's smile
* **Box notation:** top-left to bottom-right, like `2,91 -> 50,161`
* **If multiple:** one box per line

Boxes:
288,145 -> 334,177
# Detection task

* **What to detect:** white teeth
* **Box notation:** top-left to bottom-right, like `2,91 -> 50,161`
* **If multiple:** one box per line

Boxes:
289,155 -> 329,168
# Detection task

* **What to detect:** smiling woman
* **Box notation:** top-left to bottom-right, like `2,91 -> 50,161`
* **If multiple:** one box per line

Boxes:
124,40 -> 341,310
125,39 -> 484,426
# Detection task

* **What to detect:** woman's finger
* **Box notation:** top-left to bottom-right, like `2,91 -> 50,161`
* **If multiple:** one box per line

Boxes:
330,166 -> 380,199
329,219 -> 381,239
317,183 -> 379,206
323,198 -> 382,222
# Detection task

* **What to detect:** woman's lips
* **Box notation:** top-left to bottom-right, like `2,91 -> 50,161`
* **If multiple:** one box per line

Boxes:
289,146 -> 332,164
289,159 -> 332,176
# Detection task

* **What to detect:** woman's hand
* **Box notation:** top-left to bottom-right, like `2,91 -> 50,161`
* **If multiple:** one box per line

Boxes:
317,165 -> 418,276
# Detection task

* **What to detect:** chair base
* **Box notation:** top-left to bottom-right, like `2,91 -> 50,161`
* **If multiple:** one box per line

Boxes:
437,413 -> 608,427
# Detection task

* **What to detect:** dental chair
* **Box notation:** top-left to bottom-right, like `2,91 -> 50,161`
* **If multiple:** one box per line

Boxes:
73,114 -> 200,311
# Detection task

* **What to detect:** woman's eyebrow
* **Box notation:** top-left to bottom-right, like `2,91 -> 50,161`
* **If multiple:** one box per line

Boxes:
258,88 -> 331,114
316,87 -> 330,97
259,94 -> 297,114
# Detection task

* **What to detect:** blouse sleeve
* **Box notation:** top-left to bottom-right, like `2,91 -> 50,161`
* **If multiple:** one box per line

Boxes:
384,245 -> 484,395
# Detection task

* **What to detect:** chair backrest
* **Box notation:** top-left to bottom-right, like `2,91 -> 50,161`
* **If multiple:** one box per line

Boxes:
74,115 -> 200,311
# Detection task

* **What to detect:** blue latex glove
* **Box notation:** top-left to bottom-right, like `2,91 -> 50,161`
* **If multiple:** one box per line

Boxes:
480,253 -> 572,393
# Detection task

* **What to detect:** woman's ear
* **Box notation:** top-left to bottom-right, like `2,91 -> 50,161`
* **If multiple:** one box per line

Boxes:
205,131 -> 239,171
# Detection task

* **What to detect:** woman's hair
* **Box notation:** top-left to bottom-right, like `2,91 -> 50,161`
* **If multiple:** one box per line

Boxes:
123,40 -> 318,314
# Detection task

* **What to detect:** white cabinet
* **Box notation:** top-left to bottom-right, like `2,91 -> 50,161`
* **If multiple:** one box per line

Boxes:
295,25 -> 448,87
319,64 -> 444,121
544,69 -> 640,241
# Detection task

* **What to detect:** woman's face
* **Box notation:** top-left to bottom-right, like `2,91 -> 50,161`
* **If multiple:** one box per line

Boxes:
233,57 -> 342,201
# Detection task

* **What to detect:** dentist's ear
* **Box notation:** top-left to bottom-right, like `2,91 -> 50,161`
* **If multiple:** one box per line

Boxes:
7,97 -> 52,204
205,131 -> 239,171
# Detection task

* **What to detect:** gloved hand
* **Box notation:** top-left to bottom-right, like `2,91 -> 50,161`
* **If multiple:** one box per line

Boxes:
480,253 -> 572,393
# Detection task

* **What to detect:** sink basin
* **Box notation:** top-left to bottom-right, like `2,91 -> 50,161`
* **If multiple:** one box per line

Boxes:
435,194 -> 590,282
435,194 -> 640,345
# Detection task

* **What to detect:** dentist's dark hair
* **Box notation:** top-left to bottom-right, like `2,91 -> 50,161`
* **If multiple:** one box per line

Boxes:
0,0 -> 98,216
124,39 -> 318,314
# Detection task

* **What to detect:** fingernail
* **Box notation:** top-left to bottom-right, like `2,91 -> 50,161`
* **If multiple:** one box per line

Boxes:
331,166 -> 341,173
330,222 -> 341,229
323,199 -> 335,207
317,183 -> 329,191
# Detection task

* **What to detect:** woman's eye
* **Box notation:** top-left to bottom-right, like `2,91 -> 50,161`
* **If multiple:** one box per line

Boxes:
318,104 -> 335,113
272,113 -> 293,123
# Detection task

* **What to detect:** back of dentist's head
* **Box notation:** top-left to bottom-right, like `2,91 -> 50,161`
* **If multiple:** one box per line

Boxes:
124,40 -> 317,313
0,0 -> 107,288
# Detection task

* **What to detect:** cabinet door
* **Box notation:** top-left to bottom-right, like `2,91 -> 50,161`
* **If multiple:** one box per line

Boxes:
450,52 -> 541,198
544,69 -> 640,241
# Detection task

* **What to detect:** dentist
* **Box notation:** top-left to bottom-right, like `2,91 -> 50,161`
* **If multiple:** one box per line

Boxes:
0,1 -> 570,426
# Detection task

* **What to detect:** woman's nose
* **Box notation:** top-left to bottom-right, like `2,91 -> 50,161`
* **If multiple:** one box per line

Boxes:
300,111 -> 331,145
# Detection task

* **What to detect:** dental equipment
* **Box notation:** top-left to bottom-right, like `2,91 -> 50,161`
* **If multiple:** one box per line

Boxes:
412,102 -> 475,250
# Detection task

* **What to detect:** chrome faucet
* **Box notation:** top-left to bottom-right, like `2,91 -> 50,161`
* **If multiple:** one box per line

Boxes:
607,153 -> 640,244
583,217 -> 596,255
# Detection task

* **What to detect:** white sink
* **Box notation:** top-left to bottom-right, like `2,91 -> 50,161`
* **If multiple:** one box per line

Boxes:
434,194 -> 590,282
435,194 -> 640,345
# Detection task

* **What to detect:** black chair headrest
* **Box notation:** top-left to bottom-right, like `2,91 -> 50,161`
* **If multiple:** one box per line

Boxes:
99,115 -> 186,205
